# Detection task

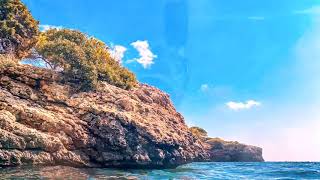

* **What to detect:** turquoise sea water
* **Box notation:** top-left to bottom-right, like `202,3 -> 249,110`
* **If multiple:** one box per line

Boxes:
0,162 -> 319,179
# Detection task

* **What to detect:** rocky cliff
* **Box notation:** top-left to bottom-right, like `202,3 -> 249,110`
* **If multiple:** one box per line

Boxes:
189,127 -> 264,162
205,138 -> 264,162
0,64 -> 209,168
0,64 -> 264,169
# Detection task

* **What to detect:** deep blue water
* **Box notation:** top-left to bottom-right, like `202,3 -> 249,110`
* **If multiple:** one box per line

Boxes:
0,162 -> 319,179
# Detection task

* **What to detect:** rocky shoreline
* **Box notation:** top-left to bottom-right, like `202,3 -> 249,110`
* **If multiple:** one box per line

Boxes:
0,64 -> 263,168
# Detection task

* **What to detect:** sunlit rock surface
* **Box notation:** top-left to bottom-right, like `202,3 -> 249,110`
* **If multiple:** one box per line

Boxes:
0,64 -> 208,168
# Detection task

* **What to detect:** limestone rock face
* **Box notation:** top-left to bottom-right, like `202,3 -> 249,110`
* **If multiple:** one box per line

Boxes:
205,138 -> 264,162
0,64 -> 208,168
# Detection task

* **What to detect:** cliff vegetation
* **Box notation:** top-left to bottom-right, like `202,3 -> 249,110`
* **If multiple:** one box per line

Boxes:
0,0 -> 137,91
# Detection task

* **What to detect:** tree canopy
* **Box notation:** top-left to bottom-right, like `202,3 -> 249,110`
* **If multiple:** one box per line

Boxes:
36,29 -> 137,90
0,0 -> 137,91
190,126 -> 208,139
0,0 -> 39,58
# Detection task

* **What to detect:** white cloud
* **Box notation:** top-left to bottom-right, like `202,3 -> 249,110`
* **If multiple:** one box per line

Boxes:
39,24 -> 63,32
200,84 -> 209,92
109,45 -> 127,63
129,40 -> 157,68
294,5 -> 320,15
248,16 -> 265,21
226,100 -> 261,111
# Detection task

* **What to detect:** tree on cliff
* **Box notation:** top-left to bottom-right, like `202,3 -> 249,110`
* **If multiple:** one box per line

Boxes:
0,0 -> 136,91
36,29 -> 137,90
190,126 -> 208,140
0,0 -> 39,58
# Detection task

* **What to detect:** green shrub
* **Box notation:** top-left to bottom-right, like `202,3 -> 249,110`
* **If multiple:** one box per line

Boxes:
36,29 -> 137,90
0,0 -> 39,58
189,126 -> 208,139
0,54 -> 17,70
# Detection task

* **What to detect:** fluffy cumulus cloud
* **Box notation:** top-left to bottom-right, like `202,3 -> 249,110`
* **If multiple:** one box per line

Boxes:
129,40 -> 157,68
226,100 -> 261,111
39,24 -> 63,32
109,45 -> 127,63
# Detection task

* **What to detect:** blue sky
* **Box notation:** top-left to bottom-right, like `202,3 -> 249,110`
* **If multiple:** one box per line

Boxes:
23,0 -> 320,161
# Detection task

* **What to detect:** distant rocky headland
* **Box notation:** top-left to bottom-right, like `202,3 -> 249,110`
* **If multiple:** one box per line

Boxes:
190,127 -> 264,162
0,64 -> 263,168
205,138 -> 263,162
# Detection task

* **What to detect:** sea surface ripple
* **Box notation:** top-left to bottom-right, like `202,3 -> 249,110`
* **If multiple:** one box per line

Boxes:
0,162 -> 319,179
